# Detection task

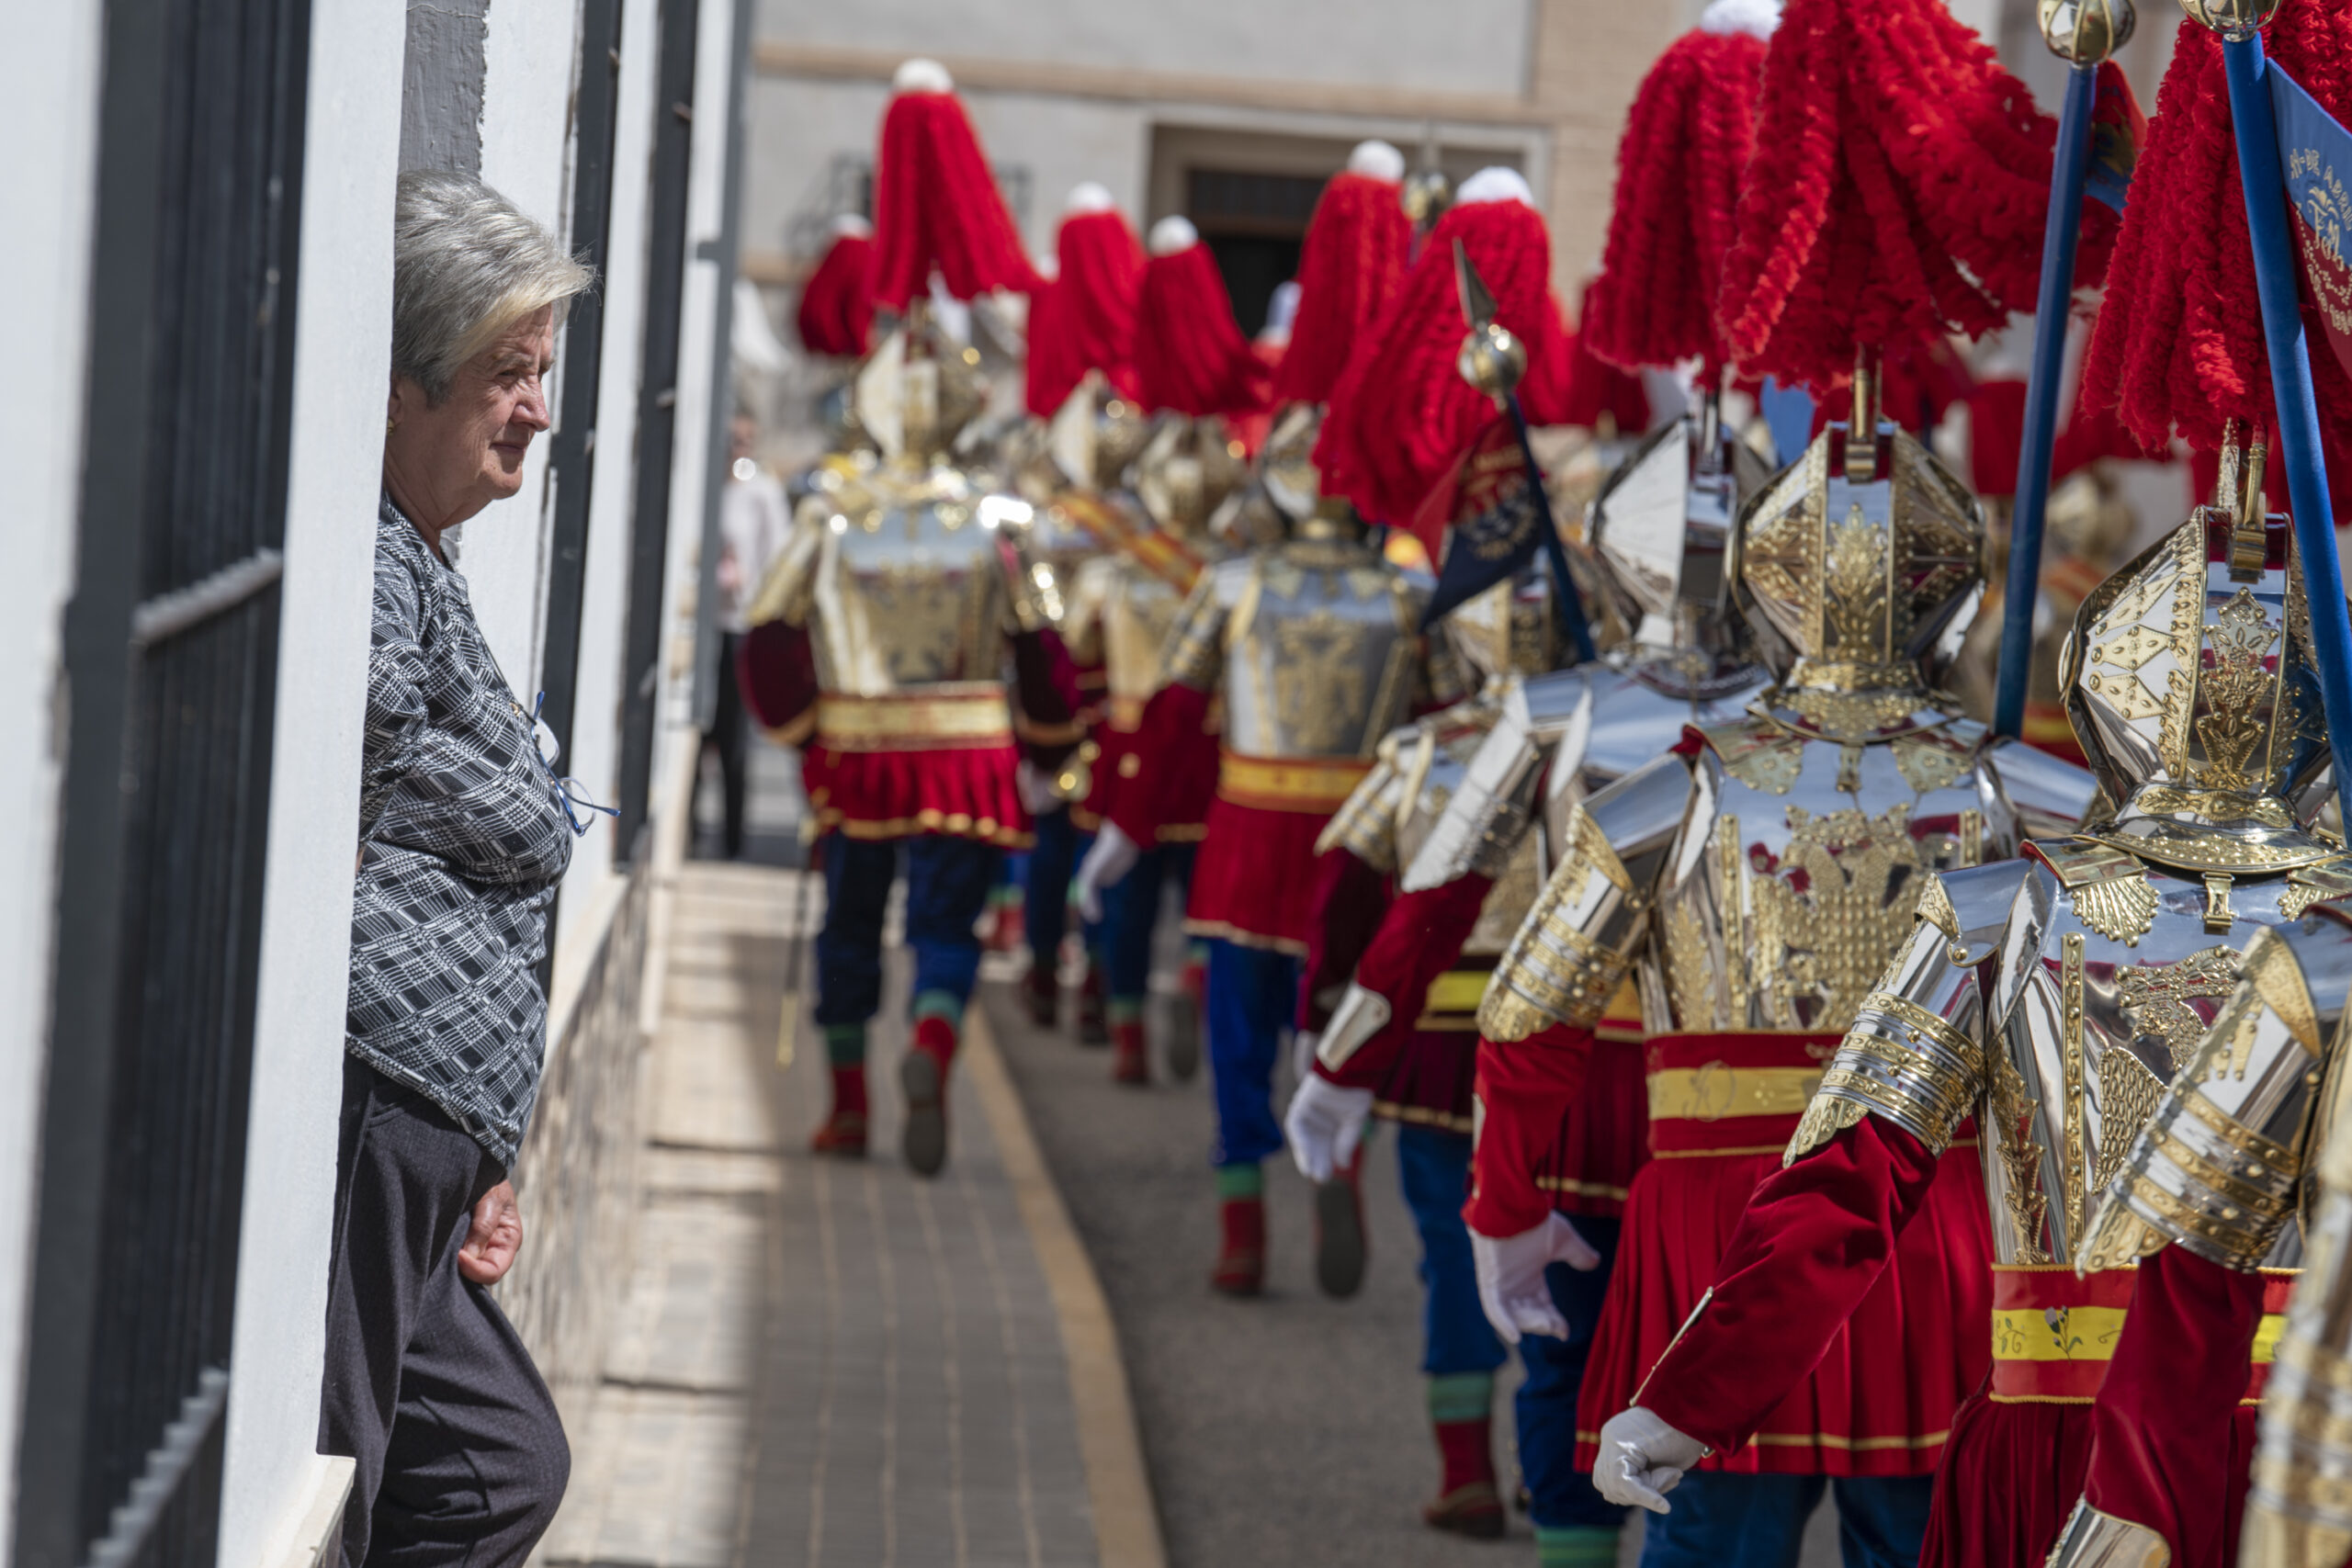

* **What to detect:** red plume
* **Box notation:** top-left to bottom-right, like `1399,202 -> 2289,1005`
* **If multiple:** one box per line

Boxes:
1315,185 -> 1554,524
1583,23 -> 1768,377
869,65 -> 1043,311
1720,0 -> 2120,391
794,225 -> 875,357
1538,295 -> 1653,433
2082,12 -> 2352,474
1131,223 -> 1271,418
1275,170 -> 1413,404
1025,205 -> 1146,416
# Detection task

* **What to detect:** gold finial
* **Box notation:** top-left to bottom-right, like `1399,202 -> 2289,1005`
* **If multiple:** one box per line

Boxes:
1403,120 -> 1452,229
1844,348 -> 1881,484
2041,0 -> 2135,62
2179,0 -> 2278,40
1452,240 -> 1526,401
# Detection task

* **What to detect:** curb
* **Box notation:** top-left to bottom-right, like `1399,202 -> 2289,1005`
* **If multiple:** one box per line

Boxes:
962,1005 -> 1170,1568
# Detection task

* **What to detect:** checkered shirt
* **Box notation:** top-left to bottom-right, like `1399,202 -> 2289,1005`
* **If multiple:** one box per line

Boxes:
347,497 -> 572,1167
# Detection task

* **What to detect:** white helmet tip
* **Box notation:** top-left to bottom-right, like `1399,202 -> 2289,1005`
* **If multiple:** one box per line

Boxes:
1455,166 -> 1536,208
1148,215 -> 1199,257
1346,140 -> 1407,183
1065,181 -> 1116,215
829,212 -> 874,239
892,57 -> 954,94
1699,0 -> 1781,39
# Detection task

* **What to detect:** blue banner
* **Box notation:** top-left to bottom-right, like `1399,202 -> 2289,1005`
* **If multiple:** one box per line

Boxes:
2268,60 -> 2352,383
1414,414 -> 1548,628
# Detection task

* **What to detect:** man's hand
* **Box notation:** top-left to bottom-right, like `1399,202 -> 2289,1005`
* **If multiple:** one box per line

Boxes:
1284,1072 -> 1374,1183
1592,1406 -> 1709,1513
458,1180 -> 524,1285
1074,821 -> 1141,922
1471,1212 -> 1601,1344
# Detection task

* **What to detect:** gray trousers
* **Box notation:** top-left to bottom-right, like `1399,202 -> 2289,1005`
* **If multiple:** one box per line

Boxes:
321,1058 -> 569,1567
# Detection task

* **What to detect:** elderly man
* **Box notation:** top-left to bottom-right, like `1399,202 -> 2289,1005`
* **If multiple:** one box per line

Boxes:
324,170 -> 591,1568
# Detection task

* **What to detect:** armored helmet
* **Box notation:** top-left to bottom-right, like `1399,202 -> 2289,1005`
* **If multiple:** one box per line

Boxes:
2059,437 -> 2335,872
1728,366 -> 1985,730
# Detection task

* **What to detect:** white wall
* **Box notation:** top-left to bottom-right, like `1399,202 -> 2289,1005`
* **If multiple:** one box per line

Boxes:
457,0 -> 590,696
759,0 -> 1532,96
551,0 -> 665,972
0,3 -> 106,1553
211,5 -> 410,1566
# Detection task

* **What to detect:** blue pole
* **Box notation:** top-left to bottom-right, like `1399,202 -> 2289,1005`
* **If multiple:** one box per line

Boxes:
1993,62 -> 2098,740
2223,33 -> 2352,826
1504,394 -> 1598,664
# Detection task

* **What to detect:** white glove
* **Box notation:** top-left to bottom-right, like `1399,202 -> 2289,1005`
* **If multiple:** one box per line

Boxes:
1472,1213 -> 1601,1344
1074,820 -> 1140,922
1015,759 -> 1063,817
1591,1406 -> 1708,1514
1285,1072 -> 1374,1183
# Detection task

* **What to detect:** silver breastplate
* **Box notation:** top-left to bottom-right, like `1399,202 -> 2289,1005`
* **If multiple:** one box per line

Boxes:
1218,538 -> 1424,759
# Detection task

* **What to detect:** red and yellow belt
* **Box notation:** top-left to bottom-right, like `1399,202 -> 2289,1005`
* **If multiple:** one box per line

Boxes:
1989,1264 -> 2294,1404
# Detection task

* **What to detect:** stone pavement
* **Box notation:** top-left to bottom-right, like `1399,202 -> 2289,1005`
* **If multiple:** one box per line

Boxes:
537,859 -> 1141,1568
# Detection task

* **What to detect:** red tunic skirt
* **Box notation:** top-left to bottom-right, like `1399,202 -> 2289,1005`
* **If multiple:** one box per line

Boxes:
1574,1031 -> 1991,1476
801,685 -> 1032,849
1183,752 -> 1374,954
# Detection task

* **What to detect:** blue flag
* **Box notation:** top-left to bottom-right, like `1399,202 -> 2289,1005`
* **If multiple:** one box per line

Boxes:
1414,415 -> 1548,628
2268,61 -> 2352,386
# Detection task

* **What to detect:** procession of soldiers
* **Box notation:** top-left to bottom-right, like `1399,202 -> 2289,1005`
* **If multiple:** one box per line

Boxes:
738,1 -> 2352,1562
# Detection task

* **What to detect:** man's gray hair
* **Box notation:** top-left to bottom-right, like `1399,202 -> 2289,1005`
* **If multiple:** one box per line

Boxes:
392,170 -> 594,403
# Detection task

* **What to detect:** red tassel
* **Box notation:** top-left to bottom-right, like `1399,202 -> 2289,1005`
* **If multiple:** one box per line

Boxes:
869,66 -> 1042,311
1315,186 -> 1554,525
2081,13 -> 2352,478
1584,23 -> 1769,377
1025,204 -> 1146,416
794,224 -> 875,357
1720,0 -> 2120,390
1275,170 -> 1413,405
1131,224 -> 1271,419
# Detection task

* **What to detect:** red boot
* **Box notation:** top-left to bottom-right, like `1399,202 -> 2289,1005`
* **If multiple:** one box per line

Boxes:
1021,961 -> 1058,1029
1313,1156 -> 1367,1299
1211,1195 -> 1265,1297
900,1015 -> 957,1178
1110,1020 -> 1149,1086
809,1065 -> 868,1156
1423,1375 -> 1504,1538
1166,957 -> 1205,1082
1076,964 -> 1109,1045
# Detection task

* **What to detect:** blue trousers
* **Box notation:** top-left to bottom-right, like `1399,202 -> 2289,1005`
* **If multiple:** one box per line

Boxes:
1023,807 -> 1098,972
1518,1227 -> 1627,1533
813,833 -> 1001,1027
1100,844 -> 1193,1002
1396,1126 -> 1509,1378
1203,937 -> 1297,1167
1637,1472 -> 1934,1568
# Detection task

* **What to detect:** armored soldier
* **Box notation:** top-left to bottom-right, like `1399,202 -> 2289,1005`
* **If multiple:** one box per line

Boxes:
738,62 -> 1066,1179
1073,479 -> 1459,1293
1469,378 -> 2095,1560
1589,455 -> 2341,1568
1055,411 -> 1243,1084
1286,403 -> 1778,1546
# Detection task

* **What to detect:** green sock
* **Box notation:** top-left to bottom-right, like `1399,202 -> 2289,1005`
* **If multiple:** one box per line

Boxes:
823,1024 -> 866,1066
1107,996 -> 1146,1026
1215,1161 -> 1263,1200
910,988 -> 964,1026
1426,1371 -> 1494,1425
1535,1526 -> 1621,1567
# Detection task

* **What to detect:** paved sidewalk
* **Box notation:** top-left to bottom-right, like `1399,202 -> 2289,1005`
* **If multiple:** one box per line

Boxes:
539,861 -> 1135,1568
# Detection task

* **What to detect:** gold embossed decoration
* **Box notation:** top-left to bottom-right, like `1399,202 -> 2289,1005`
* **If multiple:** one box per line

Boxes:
2093,1045 -> 2168,1197
2070,873 -> 2159,945
2194,589 -> 2280,794
2116,946 -> 2245,1072
1748,804 -> 1929,1031
1891,731 -> 1973,795
1825,509 -> 1891,660
1272,609 -> 1369,751
1710,719 -> 1805,795
1990,1045 -> 2052,1263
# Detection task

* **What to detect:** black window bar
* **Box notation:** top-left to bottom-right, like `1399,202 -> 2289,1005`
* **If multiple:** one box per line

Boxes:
15,0 -> 312,1561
